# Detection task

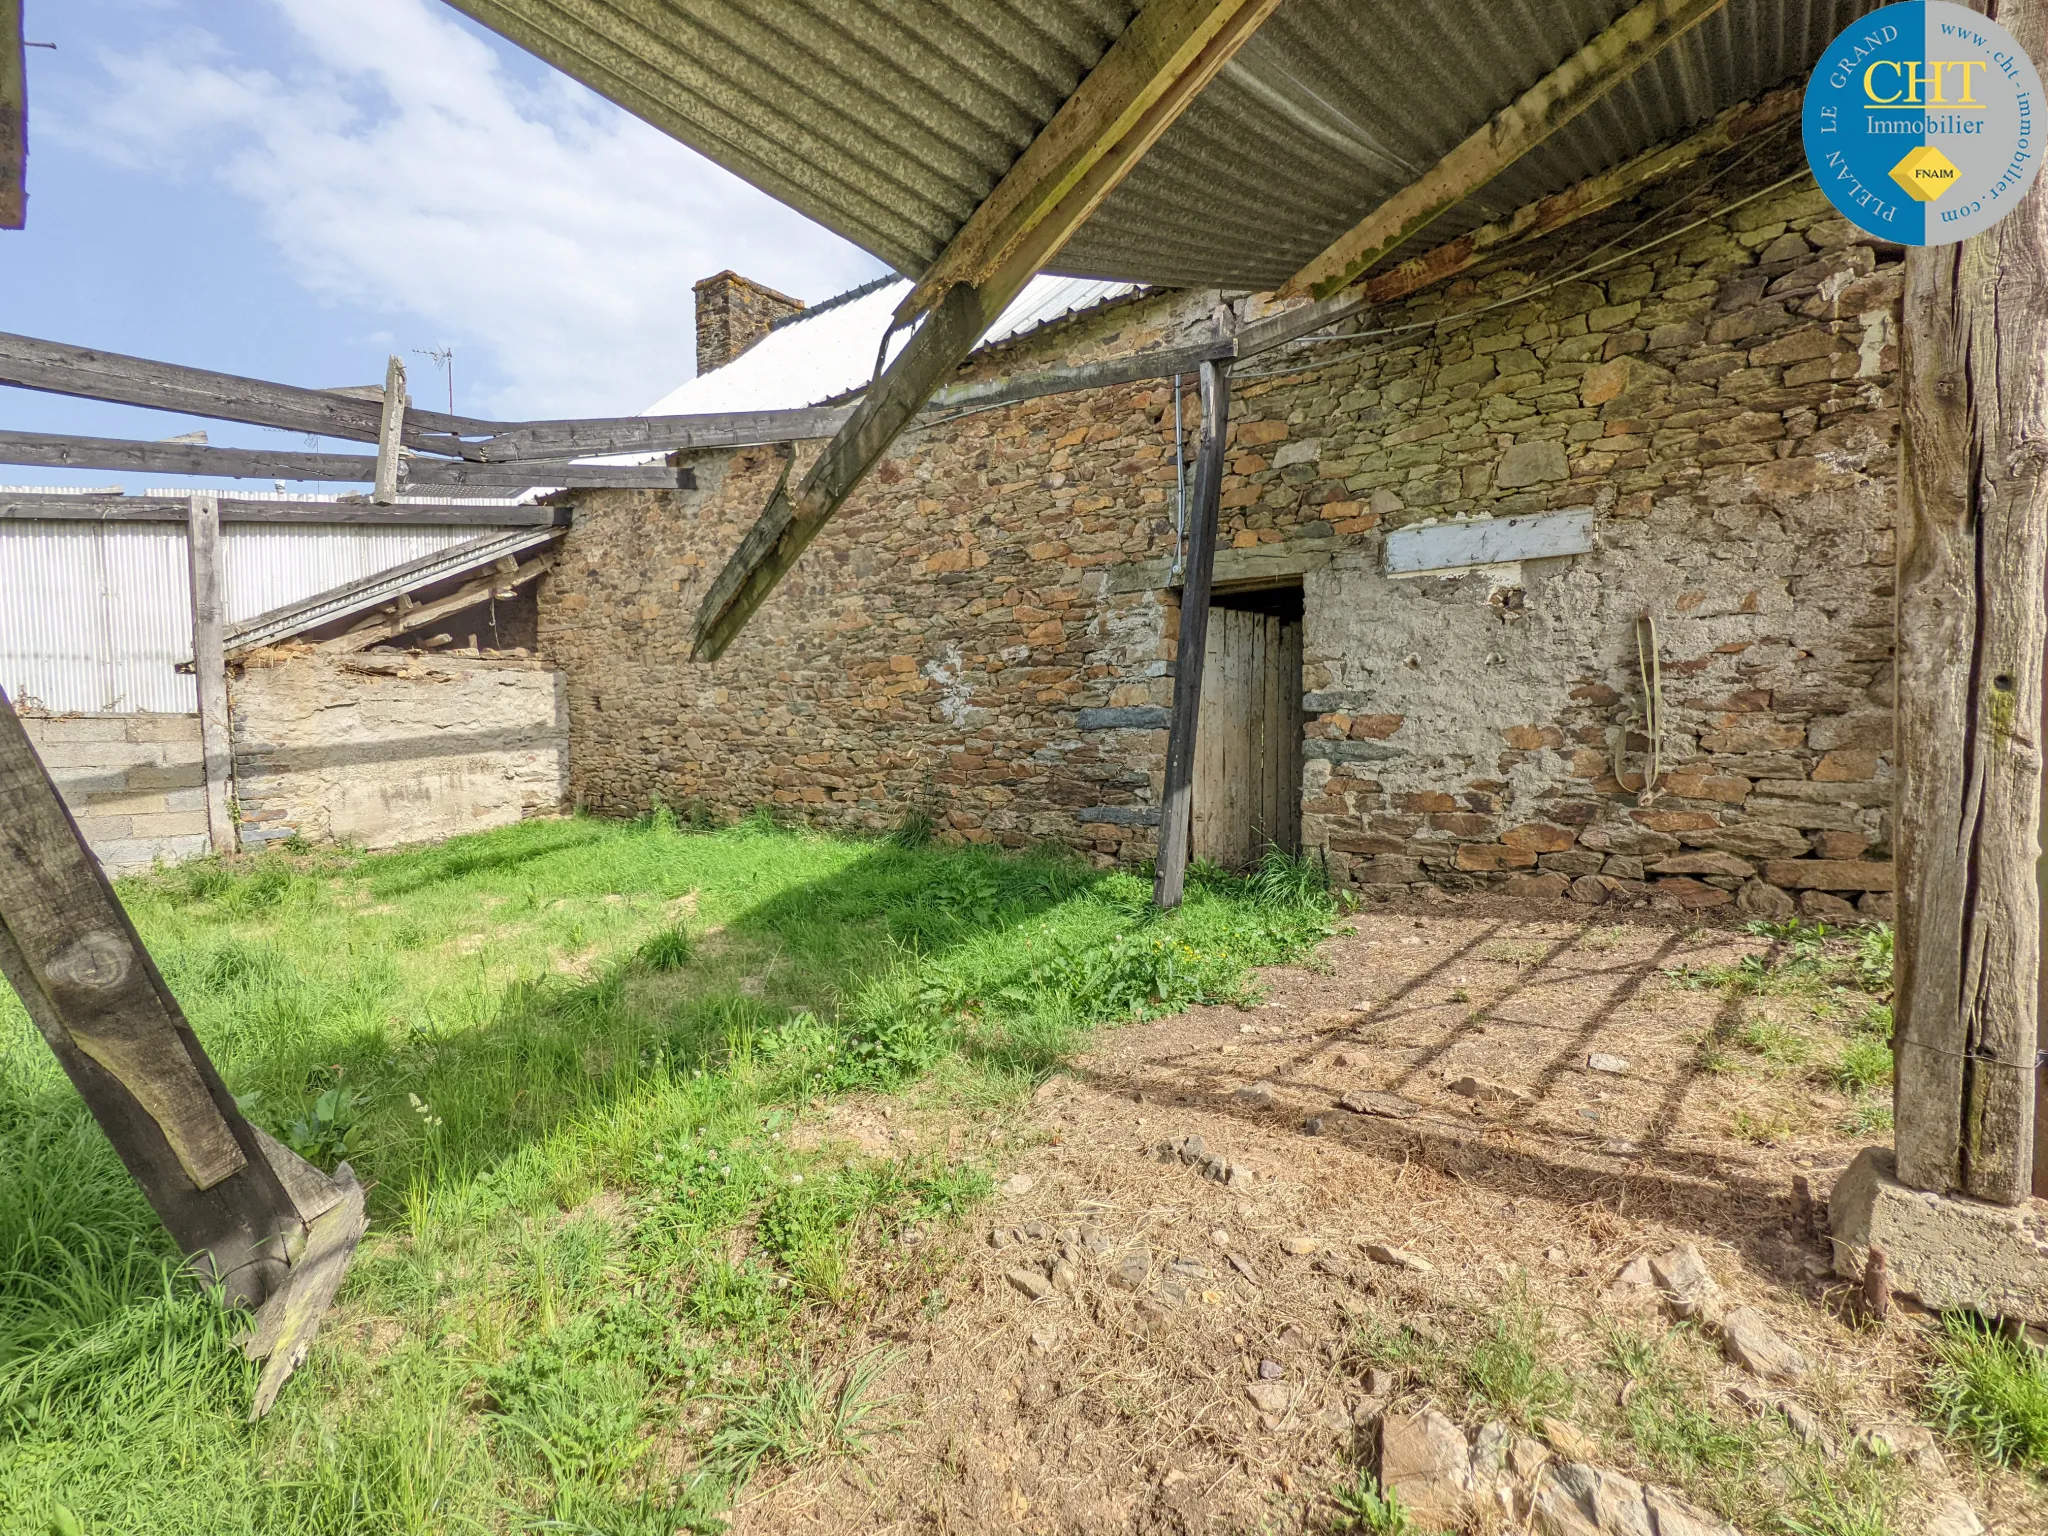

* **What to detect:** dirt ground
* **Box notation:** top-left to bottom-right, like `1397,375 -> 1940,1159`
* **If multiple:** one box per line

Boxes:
733,901 -> 2045,1535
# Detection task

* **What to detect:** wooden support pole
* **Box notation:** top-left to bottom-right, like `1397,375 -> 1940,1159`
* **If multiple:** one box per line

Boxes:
0,686 -> 365,1413
1,0 -> 23,230
186,491 -> 237,856
0,687 -> 297,1301
1153,358 -> 1230,910
1893,47 -> 2048,1203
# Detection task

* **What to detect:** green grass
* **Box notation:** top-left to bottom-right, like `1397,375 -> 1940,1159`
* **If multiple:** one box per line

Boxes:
1463,1290 -> 1573,1427
1329,1472 -> 1436,1534
1925,1313 -> 2048,1472
0,817 -> 1333,1533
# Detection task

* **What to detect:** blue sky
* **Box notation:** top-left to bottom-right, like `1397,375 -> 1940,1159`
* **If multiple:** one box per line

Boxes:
2,0 -> 888,490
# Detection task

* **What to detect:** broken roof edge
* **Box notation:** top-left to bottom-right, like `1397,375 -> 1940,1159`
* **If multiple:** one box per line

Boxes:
218,526 -> 563,660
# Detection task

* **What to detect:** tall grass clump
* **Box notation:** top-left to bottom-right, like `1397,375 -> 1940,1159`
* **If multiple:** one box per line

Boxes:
1926,1313 -> 2048,1471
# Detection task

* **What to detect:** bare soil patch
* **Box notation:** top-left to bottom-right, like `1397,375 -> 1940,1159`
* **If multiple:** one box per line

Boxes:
731,901 -> 2045,1535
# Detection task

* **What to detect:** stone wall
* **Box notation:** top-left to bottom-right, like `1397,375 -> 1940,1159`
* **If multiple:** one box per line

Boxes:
542,132 -> 1900,916
693,270 -> 806,375
19,711 -> 210,874
230,650 -> 569,851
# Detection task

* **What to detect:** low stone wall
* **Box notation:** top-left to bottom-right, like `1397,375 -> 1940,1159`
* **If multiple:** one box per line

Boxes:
230,650 -> 569,851
19,711 -> 210,874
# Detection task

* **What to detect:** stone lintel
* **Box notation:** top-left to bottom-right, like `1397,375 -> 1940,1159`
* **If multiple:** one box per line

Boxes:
1829,1147 -> 2048,1323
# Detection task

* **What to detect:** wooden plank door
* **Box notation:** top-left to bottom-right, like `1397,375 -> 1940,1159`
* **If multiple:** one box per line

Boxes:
1193,606 -> 1303,867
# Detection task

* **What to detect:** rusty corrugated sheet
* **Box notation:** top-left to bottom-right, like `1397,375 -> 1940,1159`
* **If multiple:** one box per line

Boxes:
442,0 -> 1873,292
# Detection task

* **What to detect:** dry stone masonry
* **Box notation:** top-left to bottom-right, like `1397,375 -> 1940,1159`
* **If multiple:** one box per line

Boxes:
542,136 -> 1897,912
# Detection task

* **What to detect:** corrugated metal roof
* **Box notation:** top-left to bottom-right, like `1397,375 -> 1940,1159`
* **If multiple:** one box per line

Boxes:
643,273 -> 1134,416
444,0 -> 1866,292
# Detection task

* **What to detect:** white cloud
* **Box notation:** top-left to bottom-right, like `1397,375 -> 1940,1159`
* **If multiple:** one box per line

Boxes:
48,0 -> 888,419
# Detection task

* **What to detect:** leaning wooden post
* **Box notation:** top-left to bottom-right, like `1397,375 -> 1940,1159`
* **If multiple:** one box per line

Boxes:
1892,98 -> 2048,1204
1,0 -> 24,231
0,687 -> 363,1413
1153,358 -> 1231,909
186,490 -> 237,854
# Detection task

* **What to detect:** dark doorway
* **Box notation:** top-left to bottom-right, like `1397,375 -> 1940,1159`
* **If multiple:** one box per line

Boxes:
1193,582 -> 1303,867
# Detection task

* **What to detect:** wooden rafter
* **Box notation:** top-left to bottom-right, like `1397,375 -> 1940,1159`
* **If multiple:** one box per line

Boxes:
1,0 -> 21,230
1282,0 -> 1731,300
0,427 -> 682,489
0,491 -> 563,526
689,0 -> 1282,662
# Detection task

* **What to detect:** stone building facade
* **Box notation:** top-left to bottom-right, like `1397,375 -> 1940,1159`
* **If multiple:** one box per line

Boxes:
540,132 -> 1899,920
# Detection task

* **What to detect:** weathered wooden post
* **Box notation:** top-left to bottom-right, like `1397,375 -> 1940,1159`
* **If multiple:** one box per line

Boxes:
1154,357 -> 1231,909
1828,0 -> 2048,1327
187,490 -> 238,854
1890,140 -> 2048,1208
0,687 -> 363,1414
1,0 -> 23,231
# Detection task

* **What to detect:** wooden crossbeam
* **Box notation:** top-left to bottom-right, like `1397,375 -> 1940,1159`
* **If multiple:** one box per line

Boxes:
1,0 -> 22,230
0,327 -> 853,462
1282,0 -> 1730,300
690,0 -> 1281,661
0,427 -> 682,489
0,490 -> 563,525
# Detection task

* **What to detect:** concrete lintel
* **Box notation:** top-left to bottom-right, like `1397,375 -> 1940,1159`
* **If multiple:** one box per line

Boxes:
1074,805 -> 1160,826
1102,537 -> 1339,595
1830,1147 -> 2048,1323
1076,706 -> 1172,730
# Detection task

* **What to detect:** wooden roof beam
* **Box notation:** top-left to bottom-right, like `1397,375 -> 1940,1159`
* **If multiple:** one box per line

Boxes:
689,0 -> 1282,662
0,426 -> 683,489
1282,0 -> 1730,301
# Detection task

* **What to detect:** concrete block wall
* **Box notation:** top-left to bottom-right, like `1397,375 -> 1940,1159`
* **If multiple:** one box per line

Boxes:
541,133 -> 1902,914
230,650 -> 570,851
20,712 -> 210,874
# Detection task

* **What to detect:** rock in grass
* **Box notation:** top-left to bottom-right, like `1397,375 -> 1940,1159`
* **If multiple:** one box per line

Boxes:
1235,1080 -> 1278,1111
1377,1408 -> 1475,1528
1281,1235 -> 1320,1255
1339,1089 -> 1418,1119
1258,1358 -> 1284,1381
1005,1267 -> 1054,1301
1363,1241 -> 1432,1274
1448,1074 -> 1528,1104
1649,1243 -> 1720,1320
1000,1173 -> 1034,1196
1228,1252 -> 1262,1286
1244,1380 -> 1299,1415
1717,1306 -> 1807,1384
1587,1052 -> 1631,1075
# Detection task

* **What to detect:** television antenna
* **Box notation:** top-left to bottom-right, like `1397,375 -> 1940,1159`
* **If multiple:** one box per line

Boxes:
413,344 -> 455,414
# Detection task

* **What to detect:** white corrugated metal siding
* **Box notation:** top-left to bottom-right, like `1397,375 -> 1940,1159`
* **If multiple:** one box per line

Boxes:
0,509 -> 521,714
0,521 -> 197,713
221,524 -> 493,625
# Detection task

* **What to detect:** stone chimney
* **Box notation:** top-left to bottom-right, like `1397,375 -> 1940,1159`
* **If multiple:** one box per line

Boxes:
693,270 -> 805,375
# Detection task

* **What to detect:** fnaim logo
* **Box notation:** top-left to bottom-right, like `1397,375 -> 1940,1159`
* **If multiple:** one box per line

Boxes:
1803,1 -> 2042,244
